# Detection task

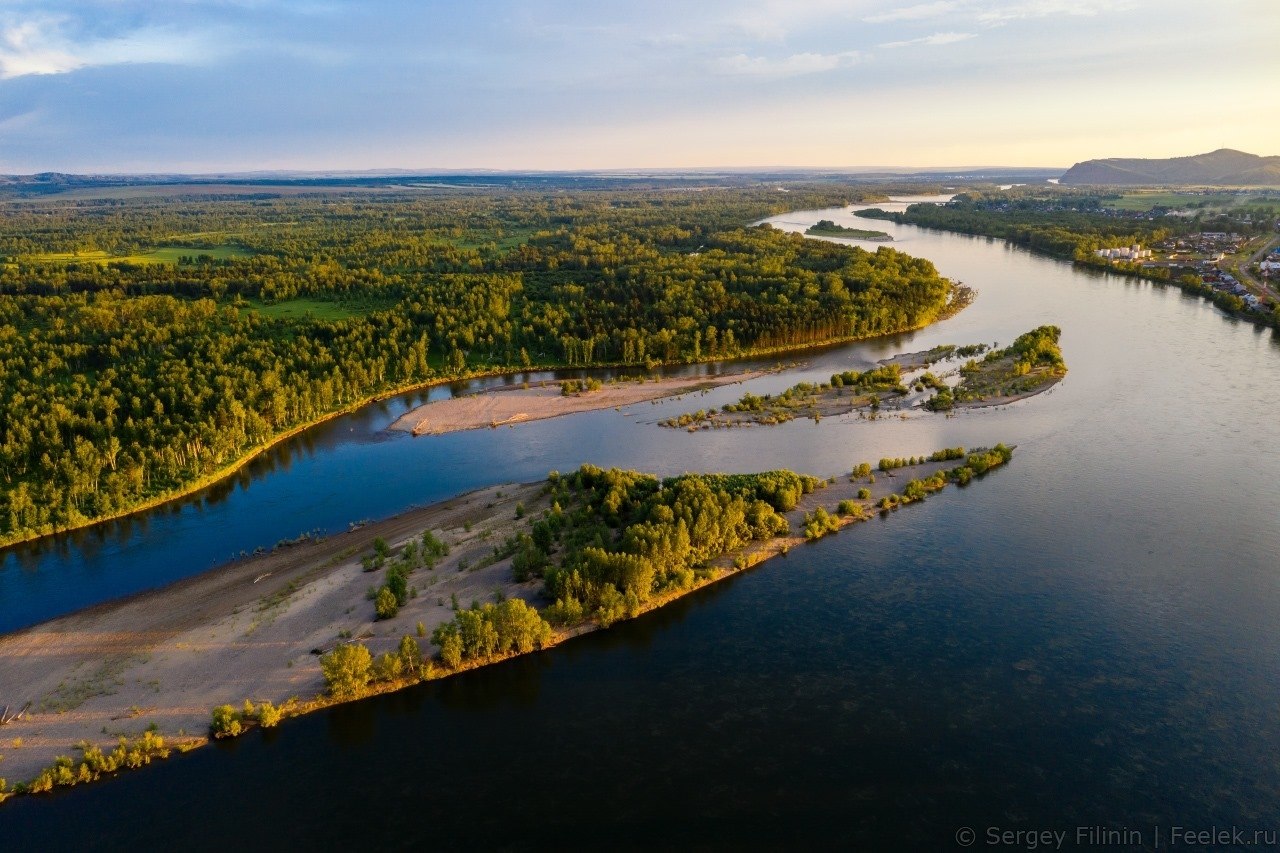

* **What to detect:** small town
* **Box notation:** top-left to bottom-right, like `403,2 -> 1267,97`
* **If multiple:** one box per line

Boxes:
1089,226 -> 1280,315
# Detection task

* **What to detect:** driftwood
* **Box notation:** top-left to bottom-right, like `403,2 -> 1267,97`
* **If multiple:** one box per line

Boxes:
0,702 -> 31,726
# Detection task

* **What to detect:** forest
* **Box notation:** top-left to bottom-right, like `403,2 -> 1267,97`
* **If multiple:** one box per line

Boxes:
0,186 -> 956,546
515,465 -> 820,631
856,194 -> 1189,263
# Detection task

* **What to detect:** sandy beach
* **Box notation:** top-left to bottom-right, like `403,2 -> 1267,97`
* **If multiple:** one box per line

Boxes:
0,451 -> 1000,791
388,371 -> 767,436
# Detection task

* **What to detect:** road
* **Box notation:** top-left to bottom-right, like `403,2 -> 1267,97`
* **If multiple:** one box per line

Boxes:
1229,232 -> 1280,301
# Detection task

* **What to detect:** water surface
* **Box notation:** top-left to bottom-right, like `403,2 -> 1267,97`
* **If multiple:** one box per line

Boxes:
5,201 -> 1280,849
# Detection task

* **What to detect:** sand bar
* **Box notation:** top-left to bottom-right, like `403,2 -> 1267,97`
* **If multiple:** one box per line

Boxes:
0,450 -> 1004,791
389,371 -> 767,436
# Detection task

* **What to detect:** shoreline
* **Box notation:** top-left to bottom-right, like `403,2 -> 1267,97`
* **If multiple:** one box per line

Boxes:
0,448 -> 1010,797
0,285 -> 972,554
388,370 -> 770,436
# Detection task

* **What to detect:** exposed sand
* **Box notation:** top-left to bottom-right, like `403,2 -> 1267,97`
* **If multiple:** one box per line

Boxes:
389,372 -> 766,436
0,452 -> 1003,790
0,480 -> 549,784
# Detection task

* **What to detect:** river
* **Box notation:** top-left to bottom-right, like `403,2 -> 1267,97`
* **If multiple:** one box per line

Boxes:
5,199 -> 1280,849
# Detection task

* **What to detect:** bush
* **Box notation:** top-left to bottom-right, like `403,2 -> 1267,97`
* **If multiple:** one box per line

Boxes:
257,701 -> 282,729
375,586 -> 399,620
857,487 -> 871,499
803,507 -> 840,540
372,652 -> 403,682
836,499 -> 864,518
210,704 -> 242,739
320,643 -> 373,699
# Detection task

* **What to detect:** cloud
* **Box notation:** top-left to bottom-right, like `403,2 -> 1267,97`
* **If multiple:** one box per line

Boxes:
0,14 -> 220,79
976,1 -> 1120,25
879,31 -> 975,48
711,49 -> 864,78
864,2 -> 961,24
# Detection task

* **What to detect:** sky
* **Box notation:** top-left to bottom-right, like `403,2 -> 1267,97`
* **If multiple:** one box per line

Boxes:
0,0 -> 1276,173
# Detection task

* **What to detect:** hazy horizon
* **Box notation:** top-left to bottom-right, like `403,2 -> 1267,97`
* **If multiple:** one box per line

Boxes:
0,1 -> 1276,173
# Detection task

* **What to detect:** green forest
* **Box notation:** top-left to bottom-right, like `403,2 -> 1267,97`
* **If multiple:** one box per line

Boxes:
506,465 -> 819,633
0,187 -> 957,546
857,196 -> 1187,263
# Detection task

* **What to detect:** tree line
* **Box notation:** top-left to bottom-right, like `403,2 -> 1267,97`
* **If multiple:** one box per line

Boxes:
0,188 -> 954,546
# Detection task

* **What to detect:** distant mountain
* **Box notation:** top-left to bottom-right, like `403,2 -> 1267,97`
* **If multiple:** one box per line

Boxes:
1060,149 -> 1280,187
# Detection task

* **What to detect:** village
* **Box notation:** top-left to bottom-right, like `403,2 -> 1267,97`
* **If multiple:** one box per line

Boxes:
1092,227 -> 1280,315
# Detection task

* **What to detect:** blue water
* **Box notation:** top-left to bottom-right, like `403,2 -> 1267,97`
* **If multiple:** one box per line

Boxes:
5,202 -> 1280,849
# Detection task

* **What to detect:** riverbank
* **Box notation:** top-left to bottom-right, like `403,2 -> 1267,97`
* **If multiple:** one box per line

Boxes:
388,371 -> 769,436
659,328 -> 1060,431
0,448 -> 1011,797
1,274 -> 972,557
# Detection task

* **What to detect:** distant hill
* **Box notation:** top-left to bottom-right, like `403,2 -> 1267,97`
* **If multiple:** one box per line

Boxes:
1060,149 -> 1280,187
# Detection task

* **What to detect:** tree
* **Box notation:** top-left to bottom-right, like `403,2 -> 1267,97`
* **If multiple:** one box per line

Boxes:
375,586 -> 399,620
397,634 -> 422,676
210,704 -> 241,738
320,643 -> 373,699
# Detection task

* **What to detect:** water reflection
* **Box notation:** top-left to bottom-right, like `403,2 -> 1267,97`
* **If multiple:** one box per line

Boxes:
6,201 -> 1280,847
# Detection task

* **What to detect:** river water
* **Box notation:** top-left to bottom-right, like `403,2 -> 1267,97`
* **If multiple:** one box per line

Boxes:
5,200 -> 1280,849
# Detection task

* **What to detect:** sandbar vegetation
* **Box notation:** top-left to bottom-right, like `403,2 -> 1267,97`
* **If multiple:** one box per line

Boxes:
805,220 -> 892,241
923,325 -> 1066,411
662,328 -> 1063,430
0,445 -> 1013,800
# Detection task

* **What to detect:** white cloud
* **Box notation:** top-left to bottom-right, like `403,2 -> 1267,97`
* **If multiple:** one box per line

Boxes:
711,49 -> 864,78
879,31 -> 975,48
864,2 -> 961,24
976,1 -> 1121,25
729,0 -> 863,40
0,14 -> 219,79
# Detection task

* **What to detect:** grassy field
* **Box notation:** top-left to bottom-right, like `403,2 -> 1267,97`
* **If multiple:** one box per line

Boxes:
239,297 -> 387,322
1106,191 -> 1254,211
25,245 -> 254,265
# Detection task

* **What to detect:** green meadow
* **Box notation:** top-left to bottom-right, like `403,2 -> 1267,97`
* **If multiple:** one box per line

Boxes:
239,297 -> 388,322
25,245 -> 254,265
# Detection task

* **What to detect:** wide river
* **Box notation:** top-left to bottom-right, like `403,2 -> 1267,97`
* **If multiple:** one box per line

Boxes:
6,199 -> 1280,849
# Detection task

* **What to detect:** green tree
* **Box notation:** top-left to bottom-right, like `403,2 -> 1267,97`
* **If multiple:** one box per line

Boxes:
320,643 -> 373,699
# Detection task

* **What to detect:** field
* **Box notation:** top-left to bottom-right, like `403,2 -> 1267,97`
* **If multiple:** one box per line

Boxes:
1106,191 -> 1258,211
239,297 -> 388,322
22,245 -> 254,265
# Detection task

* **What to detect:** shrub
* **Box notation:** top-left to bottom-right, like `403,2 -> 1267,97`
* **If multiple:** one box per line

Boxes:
320,643 -> 373,699
836,499 -> 864,518
210,704 -> 242,739
857,487 -> 871,499
257,701 -> 282,729
375,586 -> 399,620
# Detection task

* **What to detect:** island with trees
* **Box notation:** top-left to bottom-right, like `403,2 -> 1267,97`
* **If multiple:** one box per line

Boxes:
0,445 -> 1013,800
0,186 -> 965,550
923,325 -> 1067,411
661,327 -> 1064,430
804,220 -> 893,241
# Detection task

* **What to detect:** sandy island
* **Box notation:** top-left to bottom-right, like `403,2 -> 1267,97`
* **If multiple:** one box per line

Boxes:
389,371 -> 769,436
662,338 -> 1065,431
0,450 -> 1006,792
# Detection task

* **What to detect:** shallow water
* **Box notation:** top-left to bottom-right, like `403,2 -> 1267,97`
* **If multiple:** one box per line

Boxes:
5,202 -> 1280,848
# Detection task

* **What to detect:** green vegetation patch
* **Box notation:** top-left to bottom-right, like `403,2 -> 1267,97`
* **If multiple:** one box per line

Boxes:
25,245 -> 253,266
805,220 -> 892,241
926,326 -> 1066,410
1105,191 -> 1253,212
239,297 -> 386,322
